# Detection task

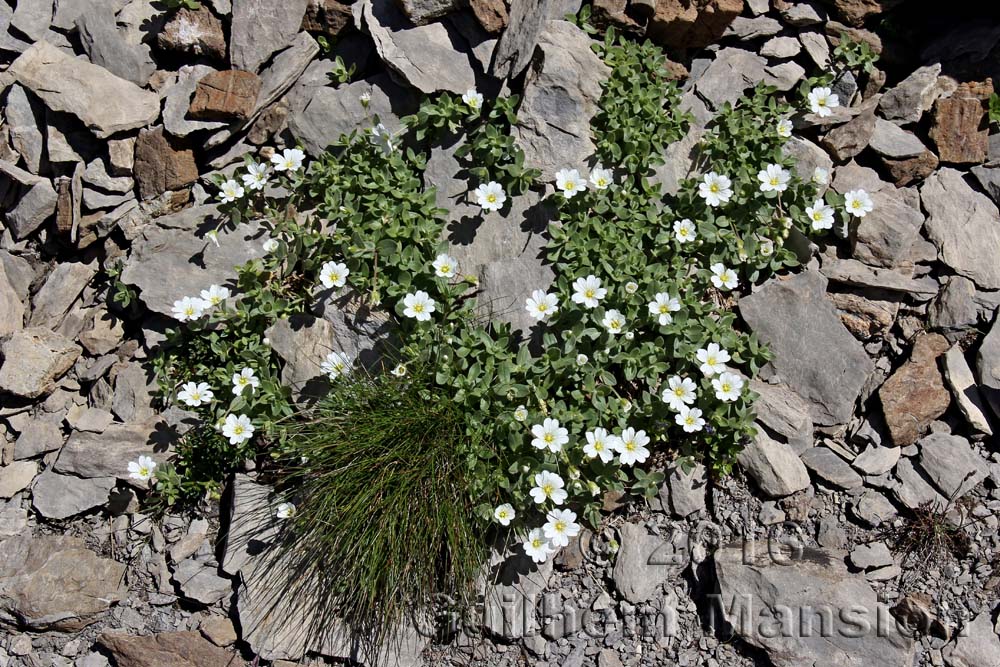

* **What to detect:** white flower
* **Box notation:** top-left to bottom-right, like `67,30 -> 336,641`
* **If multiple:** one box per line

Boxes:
271,147 -> 305,172
530,471 -> 568,505
242,162 -> 268,191
222,413 -> 255,444
462,88 -> 483,110
776,118 -> 793,138
812,167 -> 829,185
662,376 -> 697,412
359,90 -> 372,106
698,172 -> 732,207
709,263 -> 739,291
696,343 -> 731,377
494,503 -> 516,526
321,351 -> 351,379
576,353 -> 589,366
474,181 -> 506,212
806,199 -> 835,230
262,238 -> 280,253
589,165 -> 613,190
624,331 -> 634,340
571,275 -> 606,308
624,281 -> 639,295
676,406 -> 706,433
615,427 -> 651,466
523,528 -> 555,563
200,284 -> 230,308
555,168 -> 587,198
232,367 -> 260,396
759,238 -> 775,257
757,164 -> 790,193
648,292 -> 681,326
171,296 -> 208,322
712,371 -> 745,402
218,179 -> 244,203
432,253 -> 458,278
543,509 -> 580,548
530,418 -> 569,453
674,219 -> 697,243
513,405 -> 528,422
319,261 -> 349,289
128,455 -> 156,483
276,502 -> 296,519
391,364 -> 407,377
402,290 -> 436,321
370,123 -> 394,154
178,381 -> 214,407
584,428 -> 616,463
844,189 -> 874,218
525,289 -> 559,321
602,309 -> 626,335
807,86 -> 839,117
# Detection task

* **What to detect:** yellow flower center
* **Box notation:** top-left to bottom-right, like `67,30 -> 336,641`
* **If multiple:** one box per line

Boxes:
542,484 -> 554,496
610,319 -> 621,329
625,441 -> 635,451
770,177 -> 779,186
233,425 -> 244,435
413,304 -> 424,313
486,194 -> 496,203
555,520 -> 566,532
139,466 -> 149,476
812,211 -> 822,220
659,305 -> 669,314
674,388 -> 684,397
685,416 -> 695,425
565,181 -> 575,190
585,289 -> 595,298
594,441 -> 604,451
722,382 -> 732,392
538,303 -> 547,311
532,538 -> 544,548
544,433 -> 554,443
709,183 -> 719,193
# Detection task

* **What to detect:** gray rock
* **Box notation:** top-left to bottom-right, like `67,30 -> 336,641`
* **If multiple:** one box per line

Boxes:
0,506 -> 28,537
760,36 -> 801,59
869,118 -> 928,159
945,612 -> 1000,667
4,84 -> 45,174
75,5 -> 156,86
230,0 -> 310,73
612,523 -> 687,603
851,186 -> 925,270
750,380 -> 813,452
852,489 -> 897,527
513,21 -> 609,177
852,444 -> 899,476
878,64 -> 942,125
83,159 -> 133,194
28,260 -> 97,330
482,551 -> 553,640
120,205 -> 263,317
54,420 -> 167,486
0,327 -> 81,399
0,262 -> 25,338
8,41 -> 159,139
978,316 -> 1000,418
82,188 -> 132,210
821,104 -> 875,161
666,464 -> 707,517
1,160 -> 58,239
66,405 -> 115,433
762,61 -> 806,92
832,160 -> 888,195
894,457 -> 947,510
492,0 -> 552,79
737,431 -> 811,497
694,48 -> 767,110
917,432 -> 989,499
849,541 -> 894,570
971,165 -> 1000,206
162,65 -> 229,138
361,0 -> 476,95
820,257 -> 939,300
942,344 -> 993,434
396,0 -> 462,23
714,543 -> 915,667
171,559 -> 231,605
13,420 -> 63,460
253,31 -> 320,117
922,168 -> 1000,290
783,135 -> 832,184
724,16 -> 781,40
0,535 -> 127,631
108,137 -> 136,176
111,361 -> 157,423
801,446 -> 864,490
798,31 -> 830,69
740,271 -> 874,426
650,125 -> 704,195
10,0 -> 53,41
288,72 -> 417,157
929,276 -> 979,332
0,460 -> 37,498
780,2 -> 824,27
31,470 -> 116,519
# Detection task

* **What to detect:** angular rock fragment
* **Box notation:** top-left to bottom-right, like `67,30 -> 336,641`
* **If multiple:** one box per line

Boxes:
190,70 -> 262,121
879,333 -> 950,447
737,431 -> 811,497
32,471 -> 117,519
134,127 -> 199,200
75,5 -> 156,86
231,0 -> 310,73
646,0 -> 743,49
158,8 -> 227,61
0,327 -> 81,399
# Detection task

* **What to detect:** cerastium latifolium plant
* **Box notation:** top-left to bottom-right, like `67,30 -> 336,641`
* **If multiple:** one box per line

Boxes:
133,22 -> 877,647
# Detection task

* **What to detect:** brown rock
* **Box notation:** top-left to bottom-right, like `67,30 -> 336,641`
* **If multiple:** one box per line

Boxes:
821,105 -> 876,161
469,0 -> 509,33
647,0 -> 744,49
819,0 -> 903,27
247,101 -> 289,145
134,127 -> 199,200
301,0 -> 353,38
157,7 -> 226,60
929,82 -> 991,165
593,0 -> 643,30
198,616 -> 238,647
881,149 -> 939,186
825,20 -> 882,55
826,291 -> 898,340
190,70 -> 262,121
879,333 -> 951,446
99,631 -> 247,667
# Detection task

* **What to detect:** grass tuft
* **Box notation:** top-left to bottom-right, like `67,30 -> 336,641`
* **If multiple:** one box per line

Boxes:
272,366 -> 490,657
